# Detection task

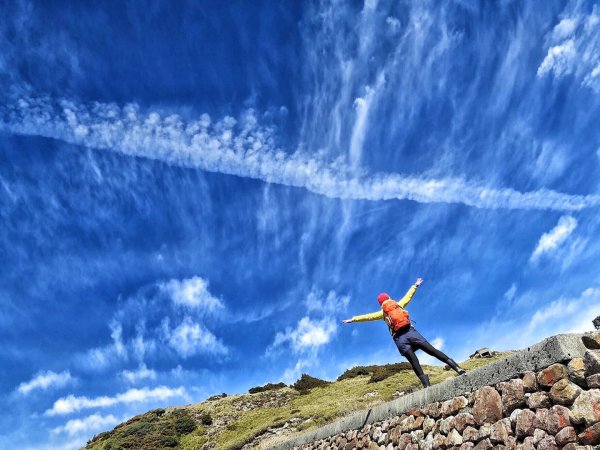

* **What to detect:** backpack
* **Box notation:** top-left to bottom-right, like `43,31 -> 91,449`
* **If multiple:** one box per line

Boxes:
381,299 -> 411,332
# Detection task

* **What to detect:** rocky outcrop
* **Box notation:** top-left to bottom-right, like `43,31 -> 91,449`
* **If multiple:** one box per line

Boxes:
268,334 -> 600,450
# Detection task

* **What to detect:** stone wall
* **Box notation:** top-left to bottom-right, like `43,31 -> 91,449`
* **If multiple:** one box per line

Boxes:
268,334 -> 600,450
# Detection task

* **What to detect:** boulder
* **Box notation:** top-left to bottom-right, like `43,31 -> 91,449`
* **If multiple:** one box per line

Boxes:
534,405 -> 570,434
549,378 -> 582,405
569,389 -> 600,426
527,391 -> 551,409
452,413 -> 476,432
583,350 -> 600,377
568,358 -> 587,387
431,433 -> 445,449
586,373 -> 600,388
422,417 -> 436,434
459,443 -> 474,450
410,429 -> 423,443
533,428 -> 547,445
473,438 -> 492,450
519,436 -> 535,450
515,409 -> 536,437
537,364 -> 568,387
441,396 -> 469,417
445,429 -> 463,447
555,426 -> 577,446
579,421 -> 600,445
522,372 -> 538,392
396,433 -> 412,449
536,435 -> 558,450
463,426 -> 478,442
497,379 -> 525,414
472,387 -> 503,425
490,418 -> 511,444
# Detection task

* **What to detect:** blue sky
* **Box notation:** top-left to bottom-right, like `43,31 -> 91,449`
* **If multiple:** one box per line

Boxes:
1,0 -> 600,448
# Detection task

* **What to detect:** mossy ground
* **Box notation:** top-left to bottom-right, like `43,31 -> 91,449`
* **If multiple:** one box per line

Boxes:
84,353 -> 509,450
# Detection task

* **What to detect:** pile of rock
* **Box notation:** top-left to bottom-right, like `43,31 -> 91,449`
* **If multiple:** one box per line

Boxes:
292,350 -> 600,449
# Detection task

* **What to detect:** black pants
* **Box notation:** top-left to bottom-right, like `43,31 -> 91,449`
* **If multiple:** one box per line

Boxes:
393,327 -> 451,377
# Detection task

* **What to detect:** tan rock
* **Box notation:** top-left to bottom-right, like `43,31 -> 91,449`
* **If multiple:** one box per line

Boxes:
451,412 -> 476,432
463,426 -> 478,442
549,378 -> 582,405
537,435 -> 558,450
527,391 -> 551,409
445,429 -> 463,447
522,371 -> 538,392
441,396 -> 469,417
515,409 -> 536,437
569,389 -> 600,426
568,358 -> 587,386
490,418 -> 511,444
422,417 -> 436,434
473,438 -> 492,450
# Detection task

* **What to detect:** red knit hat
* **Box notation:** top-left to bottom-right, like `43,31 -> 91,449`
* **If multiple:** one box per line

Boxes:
377,292 -> 390,305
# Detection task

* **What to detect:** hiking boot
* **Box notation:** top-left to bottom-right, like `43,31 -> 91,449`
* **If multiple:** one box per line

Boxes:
418,374 -> 430,388
447,359 -> 466,375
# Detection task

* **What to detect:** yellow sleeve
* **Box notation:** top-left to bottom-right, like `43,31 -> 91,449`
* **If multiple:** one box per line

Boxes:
351,310 -> 384,322
397,284 -> 418,308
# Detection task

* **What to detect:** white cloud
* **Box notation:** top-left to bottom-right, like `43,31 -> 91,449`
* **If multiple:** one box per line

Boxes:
418,337 -> 446,366
1,96 -> 598,211
120,363 -> 157,384
468,287 -> 600,355
163,316 -> 228,358
305,289 -> 350,315
161,276 -> 223,312
503,284 -> 517,303
530,215 -> 577,262
17,370 -> 74,395
52,413 -> 119,436
538,4 -> 600,92
45,385 -> 187,416
268,317 -> 337,355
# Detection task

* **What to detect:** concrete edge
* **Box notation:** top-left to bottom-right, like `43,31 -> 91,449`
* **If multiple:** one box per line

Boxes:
266,333 -> 588,450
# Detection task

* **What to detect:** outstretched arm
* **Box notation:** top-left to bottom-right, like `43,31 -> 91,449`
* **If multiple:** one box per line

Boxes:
397,277 -> 423,308
341,310 -> 384,324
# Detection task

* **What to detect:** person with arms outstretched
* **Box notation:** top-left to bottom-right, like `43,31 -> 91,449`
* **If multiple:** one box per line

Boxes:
342,278 -> 465,388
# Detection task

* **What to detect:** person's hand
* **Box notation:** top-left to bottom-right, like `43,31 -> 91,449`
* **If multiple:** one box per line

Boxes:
341,319 -> 353,324
415,277 -> 423,287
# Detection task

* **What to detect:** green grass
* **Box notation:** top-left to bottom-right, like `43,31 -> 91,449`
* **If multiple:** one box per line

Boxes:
82,353 -> 509,450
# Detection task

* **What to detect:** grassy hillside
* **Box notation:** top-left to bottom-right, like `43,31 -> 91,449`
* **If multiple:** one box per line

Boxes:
83,353 -> 509,450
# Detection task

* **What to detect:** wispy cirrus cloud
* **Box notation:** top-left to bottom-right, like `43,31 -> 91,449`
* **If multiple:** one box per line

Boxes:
45,386 -> 187,416
1,96 -> 598,211
538,2 -> 600,92
17,370 -> 74,395
530,215 -> 577,262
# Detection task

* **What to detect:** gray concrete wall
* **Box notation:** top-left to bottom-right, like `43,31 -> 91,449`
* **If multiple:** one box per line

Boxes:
267,333 -> 588,450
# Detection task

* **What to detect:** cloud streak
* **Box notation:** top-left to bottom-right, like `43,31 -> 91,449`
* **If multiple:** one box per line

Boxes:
17,370 -> 74,395
1,96 -> 598,211
530,215 -> 577,262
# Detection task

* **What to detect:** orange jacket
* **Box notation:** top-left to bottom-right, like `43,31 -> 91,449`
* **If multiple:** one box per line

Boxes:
351,284 -> 418,323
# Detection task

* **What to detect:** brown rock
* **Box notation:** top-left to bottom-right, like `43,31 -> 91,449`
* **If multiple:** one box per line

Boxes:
549,378 -> 582,405
579,421 -> 600,445
533,428 -> 547,444
515,409 -> 536,437
586,373 -> 600,388
412,415 -> 424,431
445,429 -> 463,447
366,442 -> 380,450
537,363 -> 568,387
568,358 -> 587,386
473,438 -> 492,450
422,402 -> 442,419
490,418 -> 511,444
584,350 -> 600,377
520,436 -> 535,450
522,371 -> 538,392
399,415 -> 416,433
537,435 -> 558,450
452,412 -> 476,432
396,433 -> 412,449
527,391 -> 551,409
534,405 -> 571,434
422,417 -> 436,434
431,433 -> 445,449
439,416 -> 454,435
405,444 -> 419,450
478,423 -> 492,440
472,386 -> 503,425
441,396 -> 469,417
497,379 -> 525,414
387,425 -> 401,443
459,443 -> 474,450
555,426 -> 577,446
344,438 -> 357,450
569,389 -> 600,426
463,426 -> 478,442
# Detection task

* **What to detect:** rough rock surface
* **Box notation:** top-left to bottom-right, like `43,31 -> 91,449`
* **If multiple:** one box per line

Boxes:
548,378 -> 582,405
537,363 -> 568,387
472,386 -> 503,425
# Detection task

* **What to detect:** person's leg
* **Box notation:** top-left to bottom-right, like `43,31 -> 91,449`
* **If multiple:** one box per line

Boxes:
403,349 -> 430,387
415,339 -> 466,375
